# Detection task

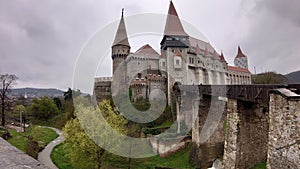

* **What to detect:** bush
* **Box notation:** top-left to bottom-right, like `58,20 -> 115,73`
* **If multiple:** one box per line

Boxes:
25,136 -> 41,159
0,126 -> 12,140
28,96 -> 59,121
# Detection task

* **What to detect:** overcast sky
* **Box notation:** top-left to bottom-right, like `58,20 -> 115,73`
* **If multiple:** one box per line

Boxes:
1,0 -> 299,91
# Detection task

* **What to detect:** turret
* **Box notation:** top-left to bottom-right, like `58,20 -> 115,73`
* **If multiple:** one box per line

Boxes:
234,46 -> 248,69
160,1 -> 189,50
112,9 -> 130,74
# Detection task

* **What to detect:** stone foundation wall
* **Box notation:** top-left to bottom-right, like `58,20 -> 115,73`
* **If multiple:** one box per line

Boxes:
191,95 -> 226,168
236,101 -> 268,168
267,91 -> 300,169
223,99 -> 268,169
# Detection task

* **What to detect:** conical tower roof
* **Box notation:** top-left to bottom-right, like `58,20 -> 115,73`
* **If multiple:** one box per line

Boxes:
236,46 -> 246,58
220,52 -> 227,62
113,9 -> 130,47
164,1 -> 188,36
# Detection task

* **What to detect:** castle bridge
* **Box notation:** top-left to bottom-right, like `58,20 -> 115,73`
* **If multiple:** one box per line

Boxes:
174,84 -> 300,169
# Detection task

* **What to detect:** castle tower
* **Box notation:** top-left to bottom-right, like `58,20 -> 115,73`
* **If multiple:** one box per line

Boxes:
234,46 -> 248,69
112,9 -> 131,75
160,1 -> 189,50
220,52 -> 228,68
161,1 -> 190,105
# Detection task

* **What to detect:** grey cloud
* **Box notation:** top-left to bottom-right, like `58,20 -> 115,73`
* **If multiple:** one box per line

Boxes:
0,0 -> 299,90
238,0 -> 300,74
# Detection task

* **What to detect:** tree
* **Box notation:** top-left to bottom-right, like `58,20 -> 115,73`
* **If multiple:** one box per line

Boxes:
53,97 -> 62,110
63,88 -> 82,120
63,99 -> 128,168
28,96 -> 59,121
0,74 -> 18,126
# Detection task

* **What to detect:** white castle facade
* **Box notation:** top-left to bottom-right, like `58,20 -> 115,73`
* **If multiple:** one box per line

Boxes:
94,1 -> 251,103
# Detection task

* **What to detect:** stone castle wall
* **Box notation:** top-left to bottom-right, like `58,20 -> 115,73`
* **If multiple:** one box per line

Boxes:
223,99 -> 269,169
94,77 -> 112,102
267,89 -> 300,169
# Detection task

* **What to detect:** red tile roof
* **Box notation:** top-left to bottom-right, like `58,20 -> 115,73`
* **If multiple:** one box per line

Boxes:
213,51 -> 220,60
164,1 -> 188,36
189,37 -> 215,55
220,52 -> 226,62
228,66 -> 251,73
135,44 -> 160,59
236,46 -> 246,58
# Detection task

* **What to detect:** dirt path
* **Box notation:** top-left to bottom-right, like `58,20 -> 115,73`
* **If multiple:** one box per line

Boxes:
37,127 -> 64,169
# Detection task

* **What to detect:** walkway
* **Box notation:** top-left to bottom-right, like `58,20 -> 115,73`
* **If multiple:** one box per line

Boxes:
38,127 -> 64,169
0,137 -> 48,169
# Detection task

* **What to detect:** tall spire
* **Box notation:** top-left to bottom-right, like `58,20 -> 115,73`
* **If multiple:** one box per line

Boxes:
164,1 -> 188,36
236,46 -> 245,58
220,52 -> 226,62
113,9 -> 130,47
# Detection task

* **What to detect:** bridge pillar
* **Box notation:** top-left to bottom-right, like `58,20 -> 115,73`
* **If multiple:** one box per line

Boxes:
223,99 -> 269,169
190,95 -> 226,168
223,99 -> 239,169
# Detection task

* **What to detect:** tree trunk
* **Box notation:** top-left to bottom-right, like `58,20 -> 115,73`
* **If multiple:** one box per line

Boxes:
96,148 -> 105,169
1,100 -> 5,127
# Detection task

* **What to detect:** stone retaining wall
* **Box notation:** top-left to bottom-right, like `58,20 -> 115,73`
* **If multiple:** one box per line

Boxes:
267,89 -> 300,169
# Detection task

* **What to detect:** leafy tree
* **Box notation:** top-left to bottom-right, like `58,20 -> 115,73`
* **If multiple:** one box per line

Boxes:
0,74 -> 18,126
63,99 -> 128,169
53,97 -> 62,110
28,96 -> 59,121
13,105 -> 26,114
63,88 -> 82,120
63,88 -> 73,101
252,71 -> 287,84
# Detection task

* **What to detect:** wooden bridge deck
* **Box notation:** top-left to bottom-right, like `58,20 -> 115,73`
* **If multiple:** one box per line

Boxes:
176,84 -> 300,105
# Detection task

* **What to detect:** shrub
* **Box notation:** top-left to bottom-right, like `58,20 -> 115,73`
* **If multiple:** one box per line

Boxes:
25,136 -> 41,159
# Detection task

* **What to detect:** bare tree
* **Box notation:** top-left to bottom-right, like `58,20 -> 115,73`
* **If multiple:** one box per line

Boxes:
0,74 -> 18,126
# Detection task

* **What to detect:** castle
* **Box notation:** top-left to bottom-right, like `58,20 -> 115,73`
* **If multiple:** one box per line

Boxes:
94,1 -> 251,104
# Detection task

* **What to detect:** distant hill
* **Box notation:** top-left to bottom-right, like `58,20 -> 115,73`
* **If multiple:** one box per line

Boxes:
10,88 -> 64,98
252,72 -> 287,84
285,70 -> 300,83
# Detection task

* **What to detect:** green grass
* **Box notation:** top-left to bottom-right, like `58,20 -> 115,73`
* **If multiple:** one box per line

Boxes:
251,162 -> 266,169
104,145 -> 193,169
52,142 -> 193,169
51,143 -> 73,169
7,125 -> 58,152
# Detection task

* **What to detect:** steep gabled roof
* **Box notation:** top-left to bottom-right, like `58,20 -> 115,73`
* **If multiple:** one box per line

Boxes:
236,46 -> 246,58
113,9 -> 130,47
220,52 -> 227,62
135,44 -> 159,55
164,1 -> 188,36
